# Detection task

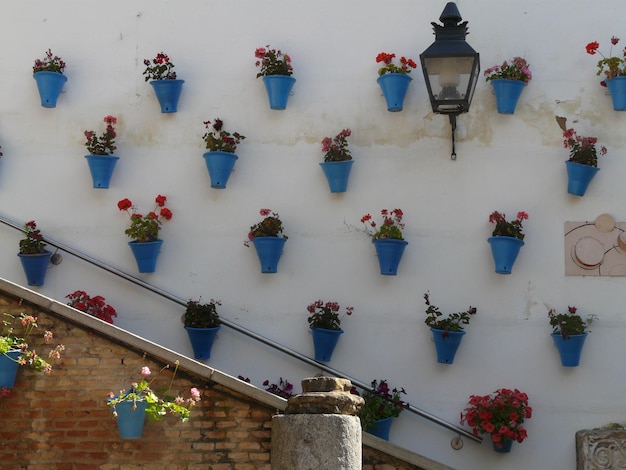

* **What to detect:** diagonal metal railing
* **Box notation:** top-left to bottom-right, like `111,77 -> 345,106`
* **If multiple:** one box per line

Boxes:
1,214 -> 481,444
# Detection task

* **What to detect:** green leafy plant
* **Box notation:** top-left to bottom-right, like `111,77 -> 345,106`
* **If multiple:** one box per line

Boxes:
143,52 -> 177,81
586,37 -> 626,84
460,388 -> 532,448
183,299 -> 221,328
84,115 -> 118,156
489,210 -> 528,240
245,208 -> 288,245
321,129 -> 352,162
66,290 -> 117,324
107,362 -> 201,422
33,49 -> 66,74
255,45 -> 293,77
548,306 -> 596,339
202,118 -> 246,153
306,300 -> 353,331
376,52 -> 417,76
360,209 -> 405,240
423,292 -> 477,333
0,312 -> 65,377
557,116 -> 607,167
19,220 -> 46,254
117,195 -> 173,243
484,57 -> 532,82
354,379 -> 408,431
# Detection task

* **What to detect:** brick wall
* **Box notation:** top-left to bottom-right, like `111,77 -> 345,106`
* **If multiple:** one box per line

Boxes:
0,291 -> 421,470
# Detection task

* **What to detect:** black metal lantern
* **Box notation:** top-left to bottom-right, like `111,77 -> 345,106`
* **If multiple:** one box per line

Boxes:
420,2 -> 480,159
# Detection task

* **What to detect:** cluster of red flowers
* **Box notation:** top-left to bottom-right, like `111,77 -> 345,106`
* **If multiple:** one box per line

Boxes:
360,208 -> 405,240
254,45 -> 293,77
321,128 -> 352,162
375,52 -> 417,76
202,118 -> 246,153
489,210 -> 529,240
66,290 -> 117,324
306,300 -> 354,331
562,127 -> 607,167
246,208 -> 287,243
586,36 -> 626,83
460,388 -> 532,448
117,195 -> 173,242
33,48 -> 66,74
84,115 -> 117,156
142,52 -> 177,81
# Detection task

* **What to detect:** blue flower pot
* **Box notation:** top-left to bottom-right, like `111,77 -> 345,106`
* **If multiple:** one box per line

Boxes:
262,75 -> 296,110
17,251 -> 52,286
491,79 -> 526,114
33,71 -> 67,108
430,328 -> 465,364
0,350 -> 23,389
319,160 -> 354,193
493,438 -> 513,453
251,237 -> 286,273
606,76 -> 626,111
185,326 -> 220,360
372,239 -> 408,276
551,333 -> 588,367
150,79 -> 185,113
203,151 -> 239,189
113,400 -> 148,439
487,236 -> 524,275
377,73 -> 412,112
128,240 -> 163,273
565,161 -> 599,196
85,154 -> 120,189
366,417 -> 394,440
311,327 -> 343,362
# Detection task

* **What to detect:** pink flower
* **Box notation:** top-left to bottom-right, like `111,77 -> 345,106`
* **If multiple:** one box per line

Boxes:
141,366 -> 151,376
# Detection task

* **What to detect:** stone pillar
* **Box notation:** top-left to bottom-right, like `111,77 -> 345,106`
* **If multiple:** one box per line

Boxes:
271,377 -> 365,470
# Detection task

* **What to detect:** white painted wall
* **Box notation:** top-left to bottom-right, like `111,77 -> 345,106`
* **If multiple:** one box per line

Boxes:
1,1 -> 625,468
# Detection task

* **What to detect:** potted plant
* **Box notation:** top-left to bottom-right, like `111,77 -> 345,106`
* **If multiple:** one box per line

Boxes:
320,128 -> 354,193
487,210 -> 529,274
484,56 -> 532,114
0,312 -> 65,390
548,306 -> 596,367
255,45 -> 295,110
107,363 -> 201,439
460,388 -> 532,453
586,37 -> 626,110
17,220 -> 52,286
375,52 -> 417,112
360,209 -> 408,275
143,52 -> 184,113
245,208 -> 288,273
355,379 -> 408,440
32,49 -> 67,108
306,300 -> 354,362
117,195 -> 173,273
84,115 -> 119,189
66,290 -> 118,324
183,298 -> 221,360
556,116 -> 607,196
201,118 -> 246,189
423,292 -> 477,364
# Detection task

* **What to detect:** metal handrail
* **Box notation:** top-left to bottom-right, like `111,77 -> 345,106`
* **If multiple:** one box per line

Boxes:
1,214 -> 481,444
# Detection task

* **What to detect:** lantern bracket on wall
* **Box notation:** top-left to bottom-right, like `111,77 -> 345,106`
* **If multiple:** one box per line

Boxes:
420,2 -> 480,160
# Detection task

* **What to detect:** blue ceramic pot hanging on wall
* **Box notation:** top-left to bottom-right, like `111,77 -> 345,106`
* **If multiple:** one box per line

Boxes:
17,251 -> 52,286
85,154 -> 120,189
565,161 -> 599,196
490,79 -> 525,114
203,151 -> 239,189
251,237 -> 286,273
262,75 -> 296,110
372,238 -> 408,275
606,76 -> 626,111
487,236 -> 524,274
430,329 -> 465,364
310,327 -> 343,362
319,160 -> 354,193
33,71 -> 67,108
377,73 -> 412,112
150,79 -> 185,113
551,333 -> 588,367
128,240 -> 163,273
